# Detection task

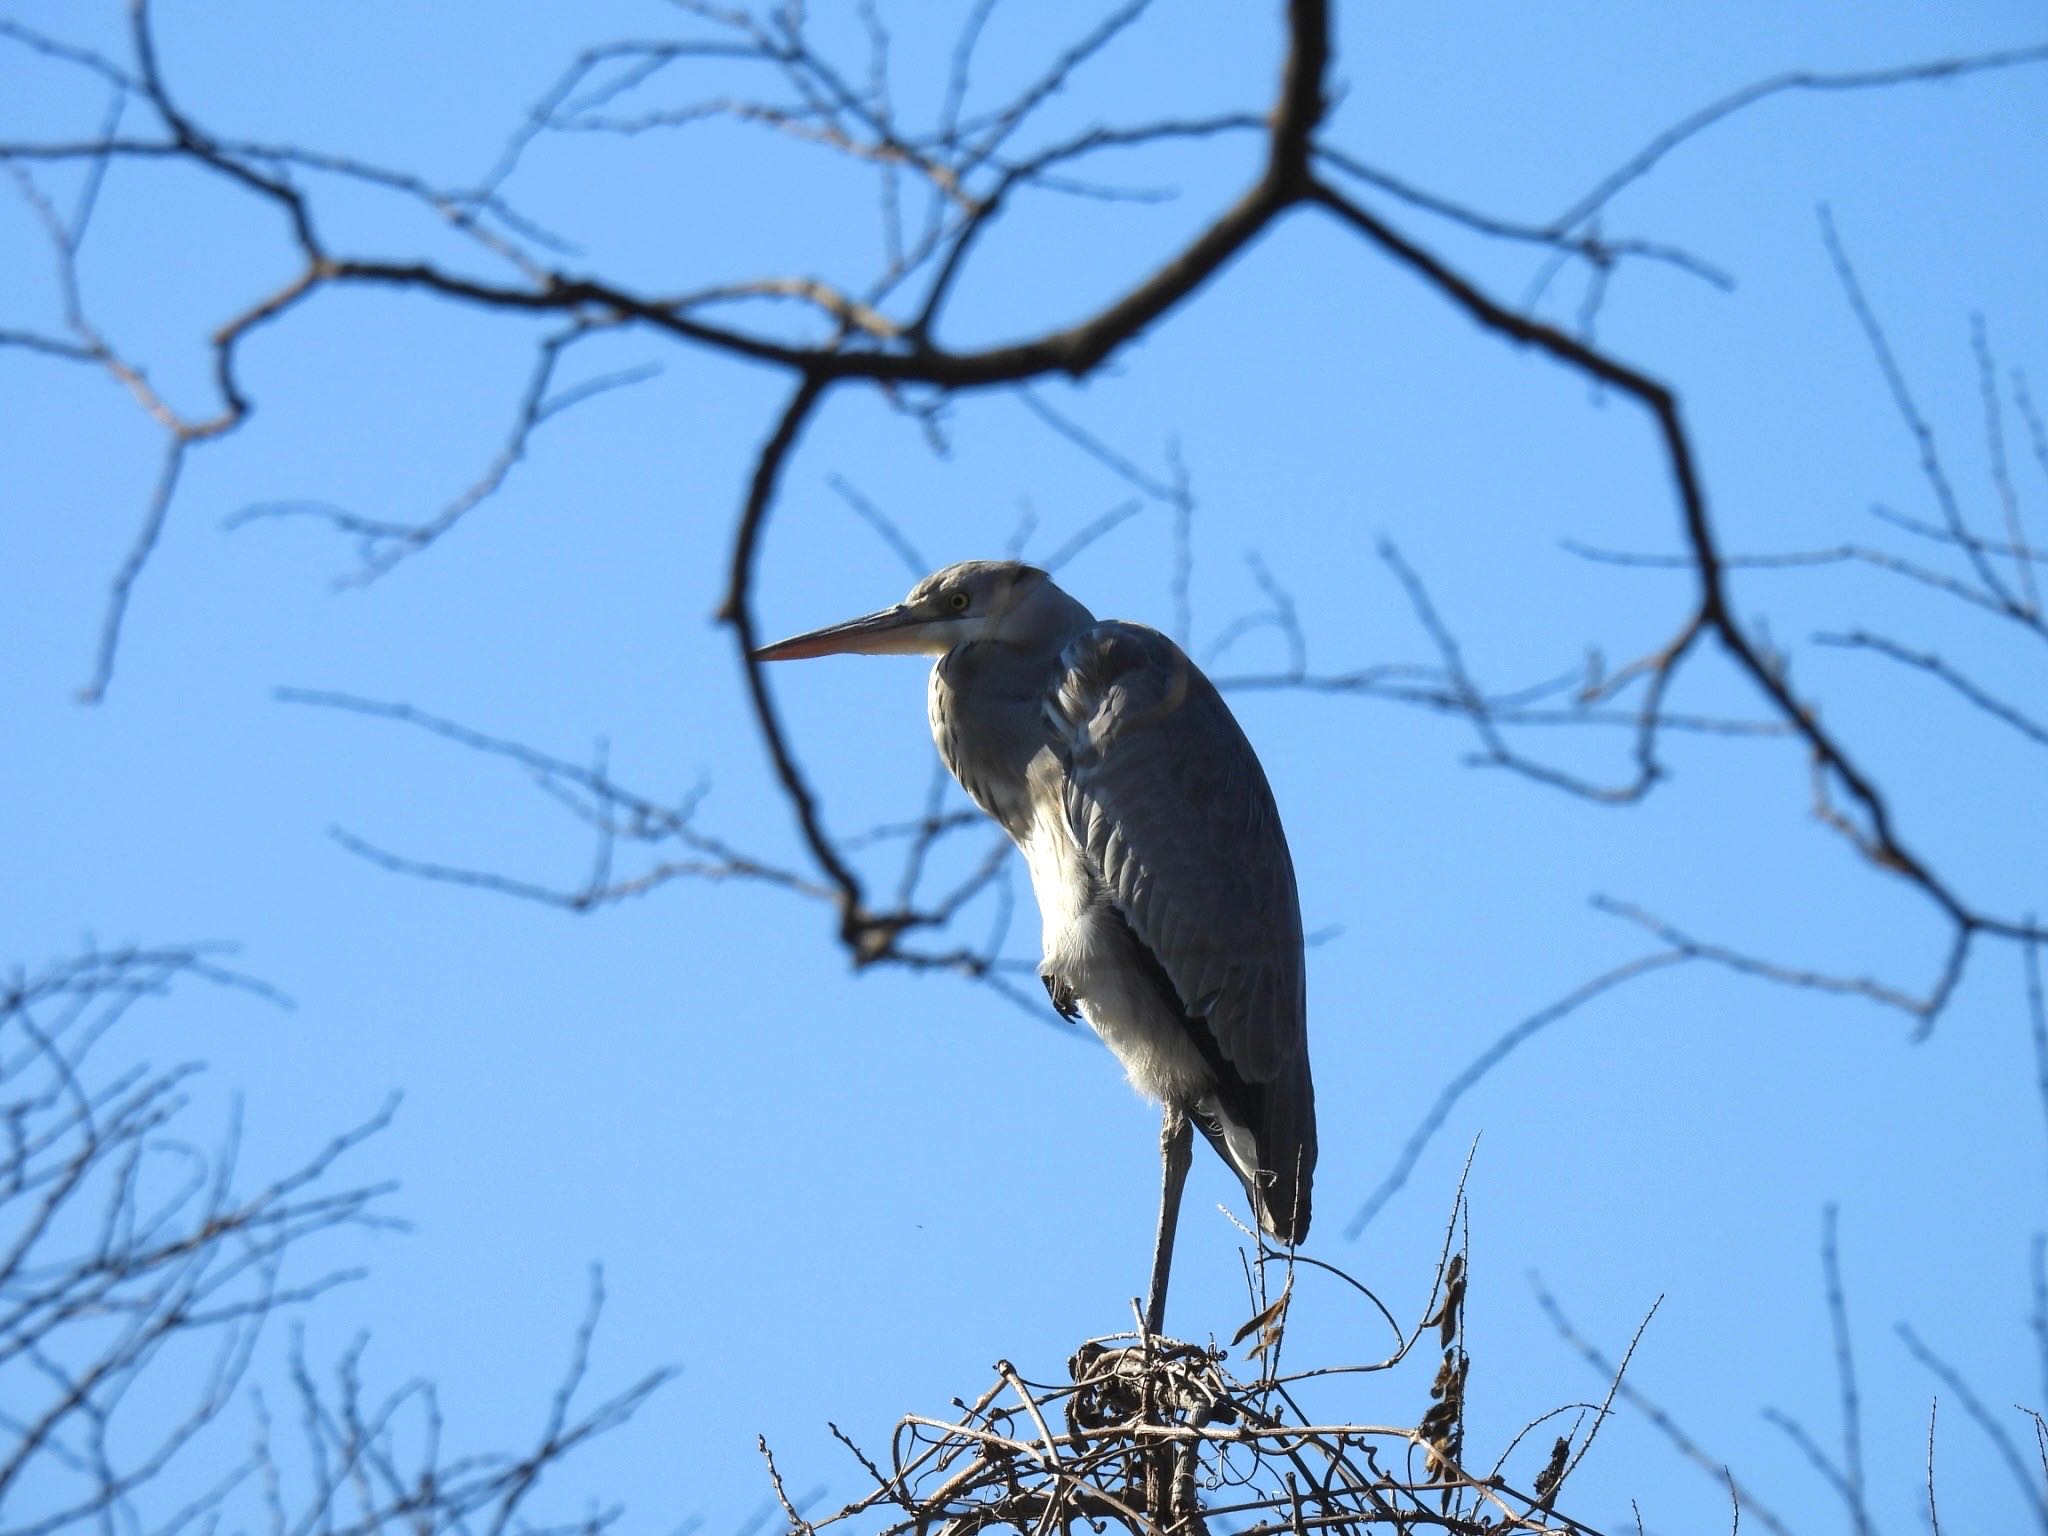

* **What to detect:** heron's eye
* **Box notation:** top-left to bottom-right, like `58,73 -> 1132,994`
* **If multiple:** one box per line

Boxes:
948,591 -> 970,612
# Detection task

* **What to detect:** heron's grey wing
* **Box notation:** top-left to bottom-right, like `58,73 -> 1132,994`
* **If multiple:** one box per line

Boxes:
1048,621 -> 1316,1237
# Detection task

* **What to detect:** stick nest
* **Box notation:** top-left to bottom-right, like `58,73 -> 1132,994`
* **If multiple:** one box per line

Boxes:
769,1256 -> 1606,1536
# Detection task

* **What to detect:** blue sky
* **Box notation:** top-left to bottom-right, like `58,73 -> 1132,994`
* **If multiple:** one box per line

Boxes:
4,3 -> 2048,1532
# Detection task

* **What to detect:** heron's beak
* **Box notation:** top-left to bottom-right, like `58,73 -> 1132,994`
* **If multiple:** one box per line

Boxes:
753,604 -> 948,661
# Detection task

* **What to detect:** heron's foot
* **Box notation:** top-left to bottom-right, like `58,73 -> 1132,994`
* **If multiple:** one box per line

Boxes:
1040,969 -> 1081,1021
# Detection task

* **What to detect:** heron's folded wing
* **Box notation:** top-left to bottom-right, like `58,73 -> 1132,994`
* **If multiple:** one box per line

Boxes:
1047,622 -> 1307,1085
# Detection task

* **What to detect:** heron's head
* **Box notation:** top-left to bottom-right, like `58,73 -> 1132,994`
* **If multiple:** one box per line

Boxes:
754,560 -> 1092,662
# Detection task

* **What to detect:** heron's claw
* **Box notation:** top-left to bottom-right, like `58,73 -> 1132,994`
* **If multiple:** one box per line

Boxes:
1041,970 -> 1082,1021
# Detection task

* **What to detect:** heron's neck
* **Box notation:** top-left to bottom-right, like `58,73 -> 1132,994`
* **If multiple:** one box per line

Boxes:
1026,587 -> 1096,648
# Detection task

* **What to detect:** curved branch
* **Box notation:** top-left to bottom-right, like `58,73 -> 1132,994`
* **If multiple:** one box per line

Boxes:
1304,178 -> 2035,971
721,376 -> 864,927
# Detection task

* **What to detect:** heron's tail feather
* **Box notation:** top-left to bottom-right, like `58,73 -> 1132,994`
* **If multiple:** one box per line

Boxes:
1195,1068 -> 1316,1245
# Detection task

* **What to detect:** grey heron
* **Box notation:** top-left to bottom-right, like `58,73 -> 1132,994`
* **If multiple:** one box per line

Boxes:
758,560 -> 1313,1332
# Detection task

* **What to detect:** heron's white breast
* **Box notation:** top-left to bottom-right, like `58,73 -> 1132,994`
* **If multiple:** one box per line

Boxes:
1020,802 -> 1212,1107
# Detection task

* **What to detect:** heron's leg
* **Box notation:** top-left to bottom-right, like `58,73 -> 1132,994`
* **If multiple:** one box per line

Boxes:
1144,1105 -> 1193,1336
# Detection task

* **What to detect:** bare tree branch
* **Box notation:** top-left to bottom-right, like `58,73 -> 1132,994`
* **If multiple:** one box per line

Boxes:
1895,1323 -> 2048,1533
1822,1207 -> 1872,1536
1820,207 -> 2039,629
1536,1282 -> 1795,1536
1344,948 -> 1690,1239
225,325 -> 659,585
1813,629 -> 2048,748
1,941 -> 681,1536
272,687 -> 1055,1019
1552,45 -> 2048,236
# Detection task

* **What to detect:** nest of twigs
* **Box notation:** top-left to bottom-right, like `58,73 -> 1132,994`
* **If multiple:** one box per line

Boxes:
763,1240 -> 1611,1536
